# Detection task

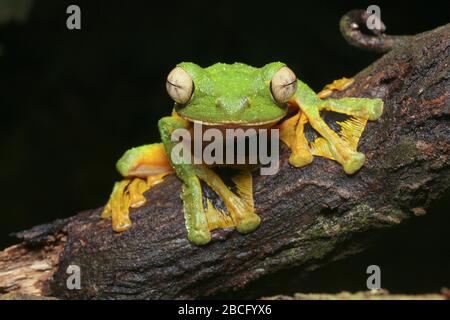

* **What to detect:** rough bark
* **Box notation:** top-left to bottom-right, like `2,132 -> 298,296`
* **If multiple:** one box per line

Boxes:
0,23 -> 449,300
263,289 -> 450,300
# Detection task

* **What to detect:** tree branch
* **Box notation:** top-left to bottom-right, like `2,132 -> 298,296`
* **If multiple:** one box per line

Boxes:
263,289 -> 450,300
1,23 -> 449,299
339,9 -> 413,52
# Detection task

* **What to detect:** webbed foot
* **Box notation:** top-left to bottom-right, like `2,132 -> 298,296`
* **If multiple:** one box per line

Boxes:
102,143 -> 173,232
194,166 -> 261,235
342,151 -> 366,175
102,173 -> 170,232
187,226 -> 212,245
158,115 -> 261,245
282,78 -> 383,174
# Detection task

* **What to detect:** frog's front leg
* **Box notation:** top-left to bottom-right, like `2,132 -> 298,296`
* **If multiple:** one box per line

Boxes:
193,166 -> 260,234
320,97 -> 383,121
279,111 -> 314,167
158,116 -> 211,244
290,80 -> 383,174
158,116 -> 261,245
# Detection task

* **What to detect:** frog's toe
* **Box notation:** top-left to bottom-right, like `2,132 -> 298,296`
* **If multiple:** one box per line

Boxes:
112,217 -> 132,232
342,152 -> 366,175
102,179 -> 142,233
289,152 -> 313,168
317,77 -> 355,99
368,99 -> 384,121
236,214 -> 261,234
188,228 -> 212,245
128,178 -> 148,208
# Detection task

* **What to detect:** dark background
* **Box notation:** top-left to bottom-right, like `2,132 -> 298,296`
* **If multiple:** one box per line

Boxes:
0,0 -> 449,296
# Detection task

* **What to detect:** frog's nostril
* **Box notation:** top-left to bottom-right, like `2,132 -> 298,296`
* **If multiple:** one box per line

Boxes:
216,96 -> 250,114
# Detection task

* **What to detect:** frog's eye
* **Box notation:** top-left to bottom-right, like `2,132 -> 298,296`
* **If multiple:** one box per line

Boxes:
270,66 -> 297,104
166,67 -> 194,104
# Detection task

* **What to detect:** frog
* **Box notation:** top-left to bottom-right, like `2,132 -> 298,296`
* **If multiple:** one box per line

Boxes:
101,62 -> 383,245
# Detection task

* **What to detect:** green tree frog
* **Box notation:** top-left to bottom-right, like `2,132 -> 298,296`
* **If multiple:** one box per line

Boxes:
101,62 -> 383,245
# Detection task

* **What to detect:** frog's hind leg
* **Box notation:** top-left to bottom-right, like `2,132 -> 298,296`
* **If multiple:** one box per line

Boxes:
317,77 -> 355,99
279,111 -> 313,167
102,143 -> 174,232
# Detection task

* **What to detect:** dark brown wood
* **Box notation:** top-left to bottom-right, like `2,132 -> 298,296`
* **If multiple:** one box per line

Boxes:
1,23 -> 449,300
339,9 -> 413,52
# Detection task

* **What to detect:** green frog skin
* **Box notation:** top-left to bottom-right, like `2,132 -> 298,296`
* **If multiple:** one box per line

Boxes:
101,62 -> 383,245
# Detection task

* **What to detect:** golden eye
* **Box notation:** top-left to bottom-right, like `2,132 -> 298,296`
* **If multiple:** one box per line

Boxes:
166,67 -> 194,104
270,66 -> 297,103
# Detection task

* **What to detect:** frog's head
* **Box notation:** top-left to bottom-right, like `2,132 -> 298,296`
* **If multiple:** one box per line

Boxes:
165,62 -> 297,126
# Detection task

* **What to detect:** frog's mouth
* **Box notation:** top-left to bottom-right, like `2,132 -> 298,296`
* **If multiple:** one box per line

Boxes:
179,114 -> 285,129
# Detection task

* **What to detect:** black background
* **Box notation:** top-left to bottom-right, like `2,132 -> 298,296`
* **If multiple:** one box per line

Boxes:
0,0 -> 449,296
